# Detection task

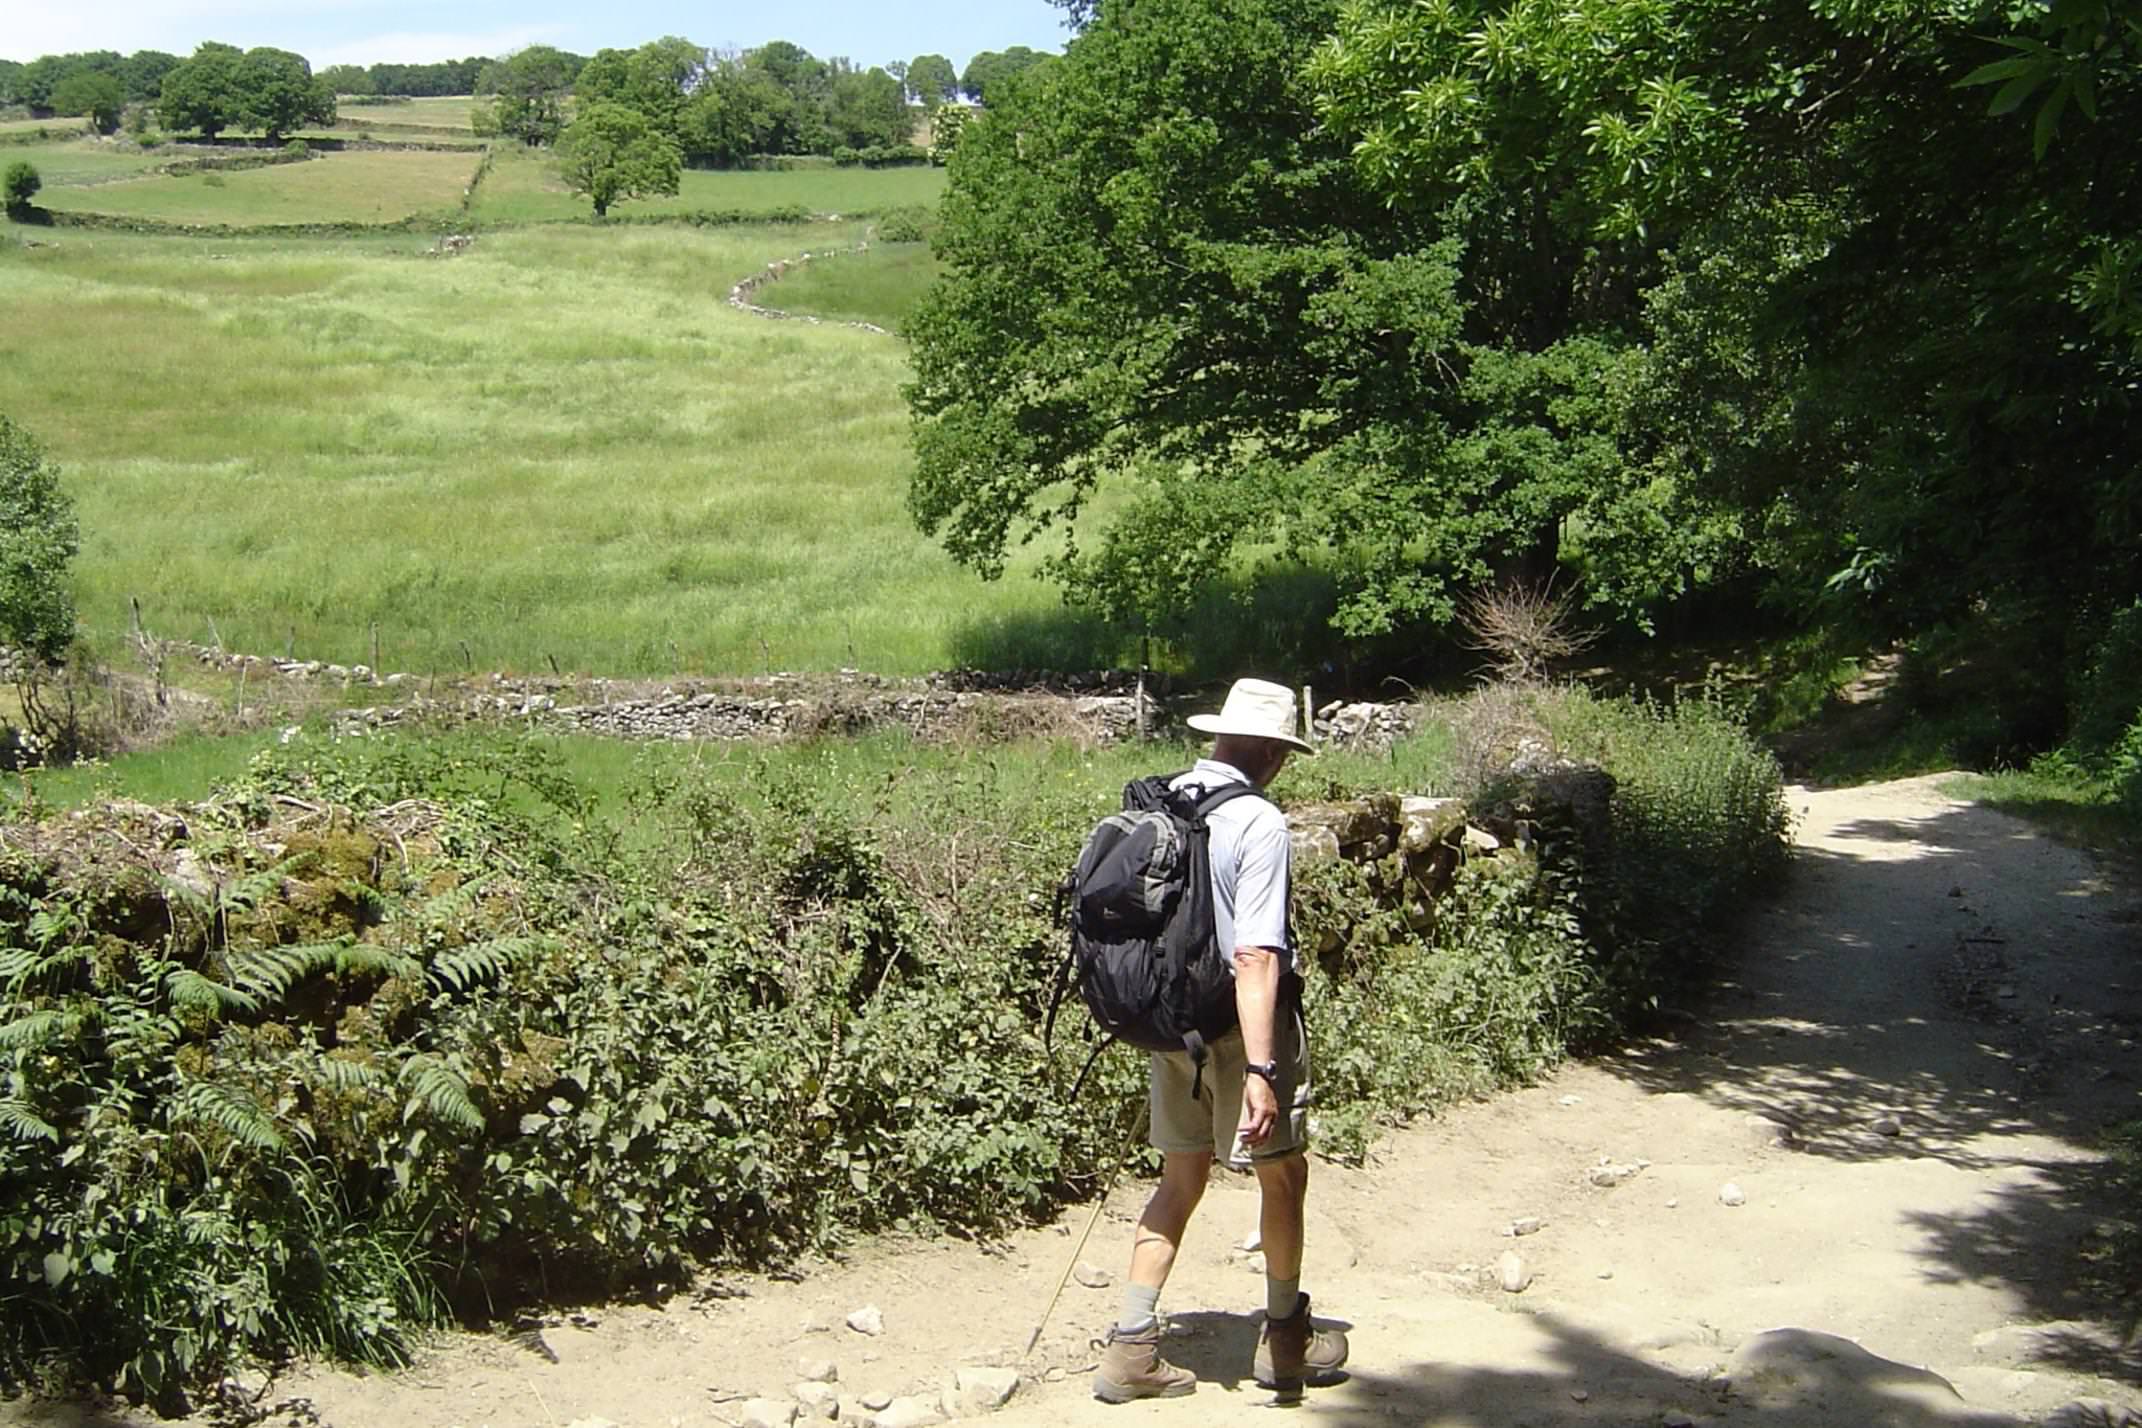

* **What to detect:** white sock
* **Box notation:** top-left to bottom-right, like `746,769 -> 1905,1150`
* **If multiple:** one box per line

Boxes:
1117,1281 -> 1161,1335
1266,1275 -> 1300,1321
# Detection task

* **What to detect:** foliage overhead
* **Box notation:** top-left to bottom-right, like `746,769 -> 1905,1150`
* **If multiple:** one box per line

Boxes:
907,0 -> 1710,642
48,70 -> 126,134
1310,0 -> 2141,669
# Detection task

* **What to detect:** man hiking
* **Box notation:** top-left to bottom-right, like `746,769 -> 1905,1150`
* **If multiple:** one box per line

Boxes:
1093,677 -> 1349,1402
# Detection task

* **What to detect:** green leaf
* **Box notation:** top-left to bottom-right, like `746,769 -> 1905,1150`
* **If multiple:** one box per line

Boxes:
42,1250 -> 70,1287
1989,71 -> 2045,115
2032,81 -> 2070,158
1956,56 -> 2036,87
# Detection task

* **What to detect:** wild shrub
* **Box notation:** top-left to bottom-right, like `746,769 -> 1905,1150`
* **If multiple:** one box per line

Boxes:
0,709 -> 1789,1401
2,161 -> 38,214
1531,685 -> 1792,984
876,205 -> 933,244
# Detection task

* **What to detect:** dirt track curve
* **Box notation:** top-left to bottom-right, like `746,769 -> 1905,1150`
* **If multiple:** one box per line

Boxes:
10,775 -> 2140,1428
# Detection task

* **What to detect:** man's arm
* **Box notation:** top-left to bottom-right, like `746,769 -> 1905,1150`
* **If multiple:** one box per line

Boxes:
1235,942 -> 1283,1145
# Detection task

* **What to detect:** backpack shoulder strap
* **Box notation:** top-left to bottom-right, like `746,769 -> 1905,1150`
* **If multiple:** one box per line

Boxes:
1186,782 -> 1269,820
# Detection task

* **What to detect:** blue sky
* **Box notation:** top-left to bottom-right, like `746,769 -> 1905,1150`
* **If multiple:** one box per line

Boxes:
1,1 -> 1070,72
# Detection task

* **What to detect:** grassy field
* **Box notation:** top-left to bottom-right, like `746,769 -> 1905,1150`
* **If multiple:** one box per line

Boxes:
1,137 -> 188,186
2,721 -> 1459,825
0,116 -> 89,139
768,241 -> 944,331
0,220 -> 1108,676
334,95 -> 484,132
36,148 -> 482,226
473,147 -> 946,223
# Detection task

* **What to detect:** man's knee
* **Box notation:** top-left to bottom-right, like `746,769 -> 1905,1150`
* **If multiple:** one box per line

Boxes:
1159,1150 -> 1214,1204
1251,1149 -> 1308,1202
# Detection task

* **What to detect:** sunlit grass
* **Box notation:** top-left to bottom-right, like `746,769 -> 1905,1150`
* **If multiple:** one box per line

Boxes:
473,147 -> 946,224
38,149 -> 481,226
769,241 -> 943,332
0,221 -> 1099,676
4,137 -> 184,186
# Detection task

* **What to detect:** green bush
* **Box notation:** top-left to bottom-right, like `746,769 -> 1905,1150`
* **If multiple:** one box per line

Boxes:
2,161 -> 39,214
0,707 -> 1789,1401
2072,602 -> 2142,768
283,139 -> 311,160
1532,685 -> 1792,985
876,205 -> 934,244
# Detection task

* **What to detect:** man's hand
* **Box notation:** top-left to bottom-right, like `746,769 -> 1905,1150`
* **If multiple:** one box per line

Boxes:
1240,1073 -> 1279,1147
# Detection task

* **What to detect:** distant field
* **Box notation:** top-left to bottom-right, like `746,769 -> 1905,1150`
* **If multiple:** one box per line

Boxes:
0,116 -> 89,138
3,137 -> 188,186
768,242 -> 944,332
334,95 -> 483,132
474,148 -> 946,223
0,224 -> 1092,676
37,149 -> 482,226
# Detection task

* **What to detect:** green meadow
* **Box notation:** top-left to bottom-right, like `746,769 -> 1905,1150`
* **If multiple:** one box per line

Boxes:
37,148 -> 483,225
472,146 -> 946,223
0,216 -> 1094,676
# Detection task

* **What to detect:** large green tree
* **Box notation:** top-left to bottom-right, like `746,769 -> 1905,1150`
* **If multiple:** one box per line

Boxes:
907,53 -> 958,104
555,100 -> 682,217
490,45 -> 578,146
958,47 -> 1051,103
828,63 -> 911,148
576,37 -> 706,141
1314,0 -> 2142,665
677,59 -> 787,166
235,47 -> 333,141
908,0 -> 1698,638
158,43 -> 244,140
50,70 -> 126,134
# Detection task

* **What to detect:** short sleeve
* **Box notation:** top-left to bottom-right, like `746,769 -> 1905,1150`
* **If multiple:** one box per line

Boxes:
1228,809 -> 1291,954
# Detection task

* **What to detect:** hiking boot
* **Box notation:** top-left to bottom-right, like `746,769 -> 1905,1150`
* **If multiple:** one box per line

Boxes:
1253,1294 -> 1349,1389
1093,1323 -> 1196,1403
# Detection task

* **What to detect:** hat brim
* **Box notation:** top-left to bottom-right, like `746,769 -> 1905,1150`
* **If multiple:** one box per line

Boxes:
1185,712 -> 1317,756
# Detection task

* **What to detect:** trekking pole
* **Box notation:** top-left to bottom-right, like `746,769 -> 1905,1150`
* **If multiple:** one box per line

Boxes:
1024,1100 -> 1152,1359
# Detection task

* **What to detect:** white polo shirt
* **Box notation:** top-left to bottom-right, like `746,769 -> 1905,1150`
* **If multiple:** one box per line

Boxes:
1170,759 -> 1291,972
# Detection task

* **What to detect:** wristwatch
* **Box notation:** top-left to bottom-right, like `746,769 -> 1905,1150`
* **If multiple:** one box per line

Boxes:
1245,1060 -> 1281,1086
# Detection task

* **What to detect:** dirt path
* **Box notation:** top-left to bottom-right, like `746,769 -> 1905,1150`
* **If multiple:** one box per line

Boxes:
11,776 -> 2140,1428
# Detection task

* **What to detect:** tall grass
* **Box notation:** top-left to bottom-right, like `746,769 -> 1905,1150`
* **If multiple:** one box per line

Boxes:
473,148 -> 946,224
767,241 -> 943,331
0,222 -> 1109,675
37,149 -> 481,225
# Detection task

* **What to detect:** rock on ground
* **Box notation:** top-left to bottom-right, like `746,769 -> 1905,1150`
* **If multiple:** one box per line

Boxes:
947,1366 -> 1021,1415
1727,1328 -> 2015,1425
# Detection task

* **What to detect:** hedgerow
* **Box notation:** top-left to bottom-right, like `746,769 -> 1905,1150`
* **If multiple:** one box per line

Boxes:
0,694 -> 1787,1404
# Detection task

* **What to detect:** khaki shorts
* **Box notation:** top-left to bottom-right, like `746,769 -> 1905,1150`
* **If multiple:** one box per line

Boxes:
1148,996 -> 1311,1167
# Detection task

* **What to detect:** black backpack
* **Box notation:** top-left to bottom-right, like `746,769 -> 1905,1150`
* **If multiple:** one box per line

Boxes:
1047,773 -> 1267,1098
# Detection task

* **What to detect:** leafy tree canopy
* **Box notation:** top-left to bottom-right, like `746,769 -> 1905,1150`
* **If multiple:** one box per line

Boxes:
49,70 -> 126,134
1313,0 -> 2141,652
958,47 -> 1053,103
489,45 -> 578,146
554,100 -> 682,217
158,43 -> 244,140
907,53 -> 958,104
235,47 -> 333,141
908,0 -> 1706,639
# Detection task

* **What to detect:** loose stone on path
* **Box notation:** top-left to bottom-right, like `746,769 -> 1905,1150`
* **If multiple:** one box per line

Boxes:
846,1305 -> 885,1336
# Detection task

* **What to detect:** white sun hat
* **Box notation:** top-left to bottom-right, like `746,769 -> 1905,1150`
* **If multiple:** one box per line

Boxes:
1185,677 -> 1317,756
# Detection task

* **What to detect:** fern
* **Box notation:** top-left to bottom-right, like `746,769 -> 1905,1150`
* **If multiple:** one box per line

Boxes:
428,935 -> 547,994
315,1056 -> 386,1092
165,969 -> 261,1018
0,1099 -> 59,1143
396,873 -> 496,930
223,939 -> 351,1002
398,1055 -> 483,1133
0,1010 -> 65,1049
217,854 -> 317,916
174,1080 -> 284,1152
332,943 -> 423,983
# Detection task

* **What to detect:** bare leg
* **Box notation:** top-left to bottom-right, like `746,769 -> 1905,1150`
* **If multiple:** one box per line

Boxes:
1251,1152 -> 1307,1283
1128,1151 -> 1212,1289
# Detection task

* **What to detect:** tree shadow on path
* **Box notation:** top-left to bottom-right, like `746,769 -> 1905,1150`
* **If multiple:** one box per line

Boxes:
1605,792 -> 2142,1385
